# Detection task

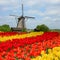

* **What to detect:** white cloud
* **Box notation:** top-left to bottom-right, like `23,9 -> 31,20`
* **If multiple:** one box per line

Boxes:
0,16 -> 2,18
23,0 -> 43,7
26,10 -> 44,16
0,16 -> 17,27
0,0 -> 8,5
0,0 -> 21,12
23,0 -> 60,7
42,17 -> 52,21
43,0 -> 57,5
0,0 -> 60,29
2,7 -> 10,11
0,0 -> 19,9
26,8 -> 60,17
24,0 -> 38,6
0,0 -> 18,5
44,9 -> 60,17
45,0 -> 60,4
41,16 -> 60,22
1,6 -> 19,11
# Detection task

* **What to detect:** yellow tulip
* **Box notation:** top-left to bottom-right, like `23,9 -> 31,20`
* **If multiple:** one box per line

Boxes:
41,50 -> 45,55
31,47 -> 60,60
54,57 -> 59,60
35,56 -> 42,60
31,58 -> 36,60
48,49 -> 52,54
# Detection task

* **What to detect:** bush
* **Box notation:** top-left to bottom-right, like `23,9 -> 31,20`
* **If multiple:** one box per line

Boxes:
0,24 -> 11,32
34,24 -> 50,32
21,28 -> 27,32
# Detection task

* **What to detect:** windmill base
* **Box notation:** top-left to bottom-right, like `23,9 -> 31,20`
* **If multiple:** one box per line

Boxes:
11,27 -> 22,32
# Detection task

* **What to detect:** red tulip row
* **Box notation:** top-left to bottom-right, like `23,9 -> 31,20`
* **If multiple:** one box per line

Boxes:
0,32 -> 59,52
0,33 -> 60,60
0,32 -> 27,36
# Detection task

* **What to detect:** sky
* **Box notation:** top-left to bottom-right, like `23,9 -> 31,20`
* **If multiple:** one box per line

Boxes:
0,0 -> 60,29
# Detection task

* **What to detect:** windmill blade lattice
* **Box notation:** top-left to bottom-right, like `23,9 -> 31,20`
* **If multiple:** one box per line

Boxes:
25,16 -> 35,19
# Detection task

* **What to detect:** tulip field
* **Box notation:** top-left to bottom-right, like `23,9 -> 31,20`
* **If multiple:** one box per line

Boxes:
0,31 -> 60,60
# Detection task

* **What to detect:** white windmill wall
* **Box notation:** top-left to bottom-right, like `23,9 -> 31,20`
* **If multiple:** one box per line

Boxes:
17,18 -> 25,29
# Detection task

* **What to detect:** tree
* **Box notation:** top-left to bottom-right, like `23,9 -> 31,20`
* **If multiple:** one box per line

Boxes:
0,24 -> 11,32
34,24 -> 50,32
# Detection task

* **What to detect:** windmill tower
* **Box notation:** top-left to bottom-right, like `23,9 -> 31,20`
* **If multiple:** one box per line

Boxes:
10,1 -> 35,31
17,4 -> 26,29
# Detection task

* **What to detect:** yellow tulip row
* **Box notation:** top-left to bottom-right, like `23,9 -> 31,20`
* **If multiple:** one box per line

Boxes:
0,32 -> 44,42
31,46 -> 60,60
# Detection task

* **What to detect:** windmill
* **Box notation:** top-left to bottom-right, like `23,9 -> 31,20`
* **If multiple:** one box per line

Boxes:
10,2 -> 35,31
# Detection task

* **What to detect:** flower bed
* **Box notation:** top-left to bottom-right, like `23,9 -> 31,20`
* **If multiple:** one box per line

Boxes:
0,32 -> 60,60
0,32 -> 43,42
0,32 -> 28,37
31,46 -> 60,60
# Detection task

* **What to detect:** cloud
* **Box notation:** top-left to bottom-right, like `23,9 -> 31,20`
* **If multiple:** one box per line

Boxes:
0,0 -> 9,5
25,0 -> 37,6
23,0 -> 60,7
45,0 -> 60,4
26,10 -> 45,17
26,7 -> 60,19
0,0 -> 18,5
0,16 -> 2,18
0,0 -> 19,11
0,16 -> 17,27
23,0 -> 44,7
0,0 -> 60,29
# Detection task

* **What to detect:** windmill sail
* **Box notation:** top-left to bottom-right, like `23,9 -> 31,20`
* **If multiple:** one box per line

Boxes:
25,16 -> 35,19
22,4 -> 24,16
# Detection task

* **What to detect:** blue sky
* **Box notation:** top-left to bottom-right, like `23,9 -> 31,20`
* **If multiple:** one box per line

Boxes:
0,0 -> 60,29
